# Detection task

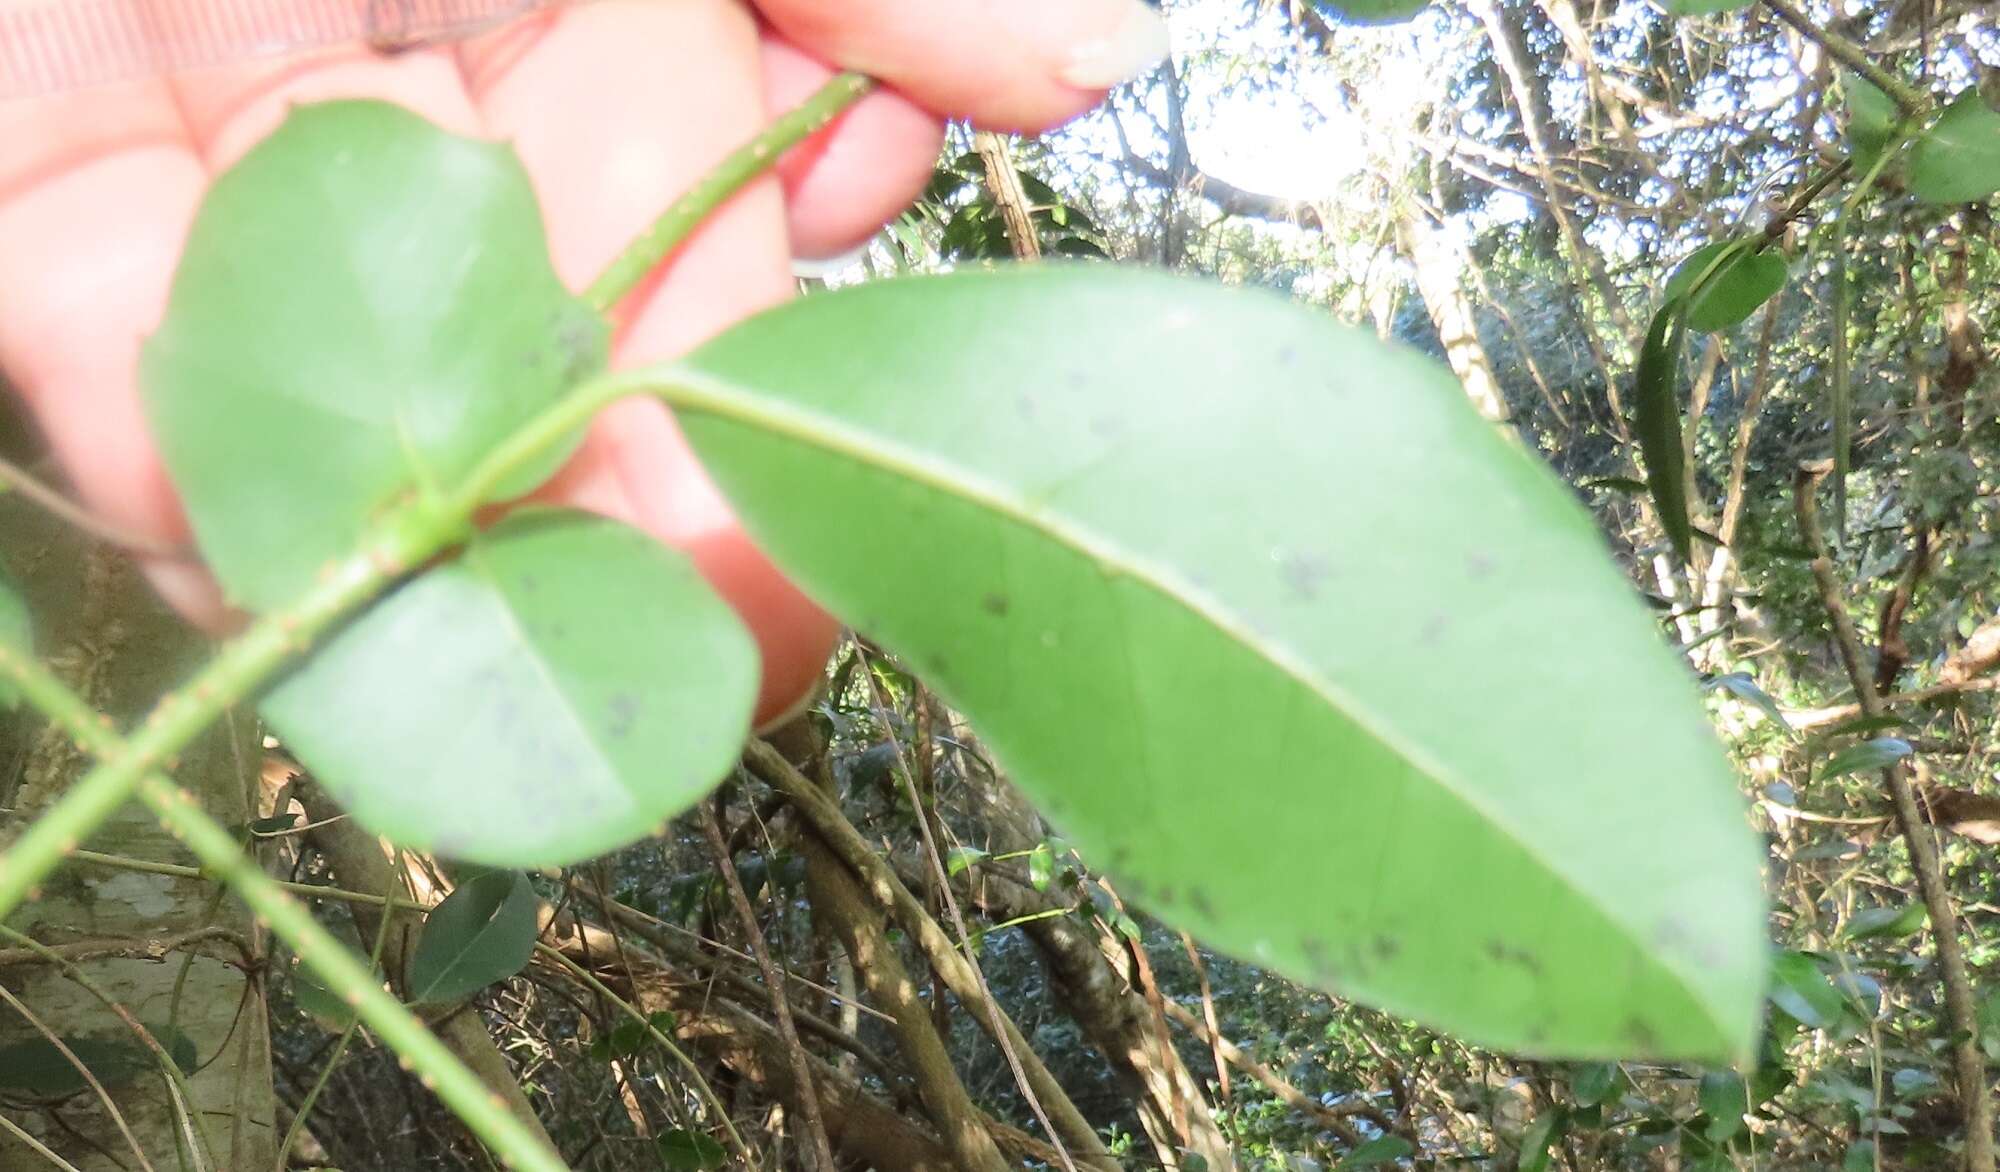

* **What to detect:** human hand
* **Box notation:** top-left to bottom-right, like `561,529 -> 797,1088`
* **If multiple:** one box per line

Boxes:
0,0 -> 1168,724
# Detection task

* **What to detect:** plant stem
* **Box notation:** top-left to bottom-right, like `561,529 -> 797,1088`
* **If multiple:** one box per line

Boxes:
1761,0 -> 1930,116
0,499 -> 452,919
0,640 -> 570,1172
1793,461 -> 1995,1172
583,72 -> 874,313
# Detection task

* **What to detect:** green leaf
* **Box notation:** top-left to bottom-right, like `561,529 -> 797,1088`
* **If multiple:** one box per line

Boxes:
1844,74 -> 1897,172
0,571 -> 28,709
1518,1109 -> 1565,1172
657,1129 -> 726,1171
262,511 -> 758,867
946,845 -> 989,877
1844,1139 -> 1877,1172
1309,0 -> 1430,24
1569,1061 -> 1620,1107
291,955 -> 362,1032
1769,951 -> 1845,1029
0,1024 -> 195,1095
1581,476 -> 1648,495
1028,843 -> 1055,891
1663,241 -> 1788,333
143,101 -> 606,612
407,871 -> 539,1003
1699,1070 -> 1748,1141
675,266 -> 1765,1062
1845,903 -> 1927,941
1339,1136 -> 1417,1168
1820,737 -> 1914,779
1707,673 -> 1792,734
1909,92 -> 2000,204
1636,300 -> 1694,562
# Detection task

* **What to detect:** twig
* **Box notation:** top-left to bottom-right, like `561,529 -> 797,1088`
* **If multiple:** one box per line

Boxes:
697,801 -> 833,1172
0,456 -> 188,558
1762,0 -> 1931,116
1793,460 -> 1995,1172
0,1111 -> 86,1172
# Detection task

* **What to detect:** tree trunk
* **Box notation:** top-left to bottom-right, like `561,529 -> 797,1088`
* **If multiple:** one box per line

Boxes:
0,431 -> 276,1170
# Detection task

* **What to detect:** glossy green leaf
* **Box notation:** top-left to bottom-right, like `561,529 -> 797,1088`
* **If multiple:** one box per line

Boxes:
1909,92 -> 2000,204
0,572 -> 27,709
1820,737 -> 1914,779
946,845 -> 989,877
261,510 -> 758,867
290,953 -> 366,1032
1707,673 -> 1793,734
1340,1136 -> 1416,1168
407,871 -> 539,1003
1844,74 -> 1897,172
675,266 -> 1764,1061
1769,951 -> 1845,1029
1699,1070 -> 1747,1141
1028,843 -> 1055,891
1845,903 -> 1926,941
1663,241 -> 1788,333
1569,1062 -> 1620,1107
1518,1110 -> 1564,1172
0,1024 -> 195,1095
1309,0 -> 1430,23
1636,300 -> 1694,563
1844,1139 -> 1878,1171
143,101 -> 606,612
657,1130 -> 726,1171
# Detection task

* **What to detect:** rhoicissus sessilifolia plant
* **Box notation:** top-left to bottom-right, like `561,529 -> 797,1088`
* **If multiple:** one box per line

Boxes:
0,70 -> 1770,1171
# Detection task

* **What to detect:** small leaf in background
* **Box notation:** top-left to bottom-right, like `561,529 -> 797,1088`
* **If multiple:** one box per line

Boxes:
1663,241 -> 1788,333
946,845 -> 989,877
1698,1070 -> 1748,1141
657,1129 -> 726,1171
1706,673 -> 1793,734
406,871 -> 539,1004
1844,1139 -> 1877,1172
1909,91 -> 2000,204
1979,986 -> 2000,1061
1338,1136 -> 1416,1168
1844,902 -> 1927,941
262,510 -> 758,867
1662,0 -> 1751,13
1309,0 -> 1430,24
1844,74 -> 1897,172
1820,737 -> 1914,779
0,572 -> 28,708
290,953 -> 370,1032
1569,1061 -> 1621,1107
1517,1109 -> 1565,1172
248,813 -> 301,836
1635,299 -> 1694,561
1892,1066 -> 1940,1097
143,101 -> 606,612
1580,476 -> 1649,494
1769,951 -> 1847,1031
1028,843 -> 1055,891
680,267 -> 1765,1062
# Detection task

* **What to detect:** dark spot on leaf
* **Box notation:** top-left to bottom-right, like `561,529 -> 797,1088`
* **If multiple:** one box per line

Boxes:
982,593 -> 1011,617
1277,344 -> 1298,366
607,693 -> 639,740
1372,935 -> 1401,961
518,573 -> 539,593
1016,395 -> 1038,422
1088,415 -> 1123,442
1624,1017 -> 1660,1053
1276,551 -> 1332,602
1189,888 -> 1216,920
1483,938 -> 1542,974
1466,551 -> 1496,579
1153,886 -> 1176,907
1418,615 -> 1448,645
1108,846 -> 1130,866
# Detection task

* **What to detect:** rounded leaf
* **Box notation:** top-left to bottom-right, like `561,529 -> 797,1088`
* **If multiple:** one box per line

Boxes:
1663,242 -> 1788,333
1909,91 -> 2000,204
407,872 -> 540,1003
261,510 -> 758,867
143,101 -> 606,611
674,266 -> 1765,1062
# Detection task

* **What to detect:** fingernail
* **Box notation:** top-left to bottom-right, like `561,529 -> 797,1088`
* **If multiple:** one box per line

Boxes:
1054,2 -> 1171,90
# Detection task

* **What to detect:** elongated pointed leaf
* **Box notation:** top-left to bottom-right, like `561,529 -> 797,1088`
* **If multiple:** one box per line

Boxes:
143,101 -> 606,611
261,510 -> 758,867
1664,242 -> 1788,333
673,266 -> 1764,1061
1910,92 -> 2000,204
1310,0 -> 1430,23
1707,673 -> 1793,735
407,872 -> 539,1003
1844,74 -> 1897,172
1636,300 -> 1694,562
1820,737 -> 1913,779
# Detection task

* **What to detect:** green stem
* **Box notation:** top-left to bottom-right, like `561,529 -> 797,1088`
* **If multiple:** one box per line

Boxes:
583,72 -> 875,313
0,499 -> 454,919
0,644 -> 569,1172
274,894 -> 397,1172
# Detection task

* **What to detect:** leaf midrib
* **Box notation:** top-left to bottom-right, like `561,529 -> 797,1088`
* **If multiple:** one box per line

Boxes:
664,366 -> 1723,1028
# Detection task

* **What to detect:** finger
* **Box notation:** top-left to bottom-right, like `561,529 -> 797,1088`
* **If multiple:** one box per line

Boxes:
0,78 -> 222,619
761,34 -> 945,260
752,0 -> 1168,133
465,0 -> 839,724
